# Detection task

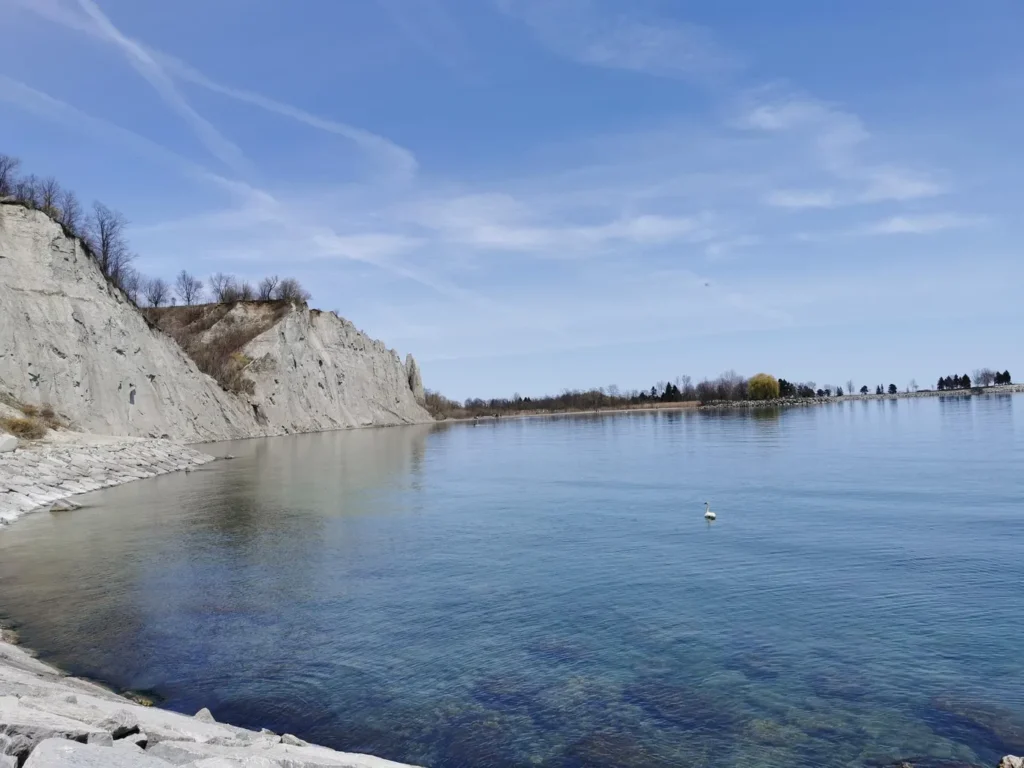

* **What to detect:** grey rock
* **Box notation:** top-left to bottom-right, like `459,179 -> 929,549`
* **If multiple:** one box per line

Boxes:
0,436 -> 17,454
23,738 -> 175,767
113,739 -> 143,752
185,758 -> 279,768
95,708 -> 140,739
87,731 -> 114,746
0,733 -> 34,764
1000,758 -> 1023,768
48,500 -> 79,513
0,752 -> 16,768
281,733 -> 308,747
0,694 -> 108,744
194,707 -> 216,724
124,730 -> 149,749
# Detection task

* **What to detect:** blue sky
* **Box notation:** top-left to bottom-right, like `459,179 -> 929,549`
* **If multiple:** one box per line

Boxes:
1,0 -> 1022,400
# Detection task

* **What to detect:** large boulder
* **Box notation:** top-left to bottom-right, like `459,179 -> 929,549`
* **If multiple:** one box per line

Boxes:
1000,757 -> 1023,768
23,738 -> 173,767
0,695 -> 108,748
0,435 -> 16,454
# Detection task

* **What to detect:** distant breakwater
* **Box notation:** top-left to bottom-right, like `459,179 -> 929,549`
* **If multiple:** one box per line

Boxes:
698,383 -> 1024,410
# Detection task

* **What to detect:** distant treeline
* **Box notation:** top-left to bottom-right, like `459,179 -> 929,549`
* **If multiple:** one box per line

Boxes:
0,152 -> 310,308
427,367 -> 1016,419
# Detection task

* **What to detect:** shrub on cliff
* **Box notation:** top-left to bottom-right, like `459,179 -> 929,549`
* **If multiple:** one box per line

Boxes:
748,373 -> 780,400
0,416 -> 47,440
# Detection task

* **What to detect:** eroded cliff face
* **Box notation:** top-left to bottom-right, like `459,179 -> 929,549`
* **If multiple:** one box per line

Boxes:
243,307 -> 428,431
0,203 -> 430,441
0,204 -> 259,441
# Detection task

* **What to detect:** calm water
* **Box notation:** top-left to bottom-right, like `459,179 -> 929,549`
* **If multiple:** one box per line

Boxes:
1,396 -> 1023,767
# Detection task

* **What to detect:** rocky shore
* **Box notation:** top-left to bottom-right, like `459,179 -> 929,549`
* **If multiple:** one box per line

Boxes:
0,627 -> 418,767
0,435 -> 218,525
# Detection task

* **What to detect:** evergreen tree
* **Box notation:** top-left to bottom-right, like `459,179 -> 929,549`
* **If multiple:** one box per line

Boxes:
888,383 -> 897,395
961,373 -> 971,388
937,377 -> 945,391
860,385 -> 869,394
876,385 -> 883,395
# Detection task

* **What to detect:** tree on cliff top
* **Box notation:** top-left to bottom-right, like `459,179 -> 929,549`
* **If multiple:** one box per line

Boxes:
0,154 -> 21,196
143,277 -> 171,307
175,270 -> 204,305
275,277 -> 311,303
258,275 -> 280,301
86,202 -> 135,288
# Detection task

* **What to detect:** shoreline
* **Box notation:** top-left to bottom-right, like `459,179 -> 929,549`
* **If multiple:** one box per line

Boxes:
0,625 -> 418,767
437,383 -> 1024,424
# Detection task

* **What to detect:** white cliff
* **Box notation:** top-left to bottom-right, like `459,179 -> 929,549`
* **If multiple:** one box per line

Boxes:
0,202 -> 430,443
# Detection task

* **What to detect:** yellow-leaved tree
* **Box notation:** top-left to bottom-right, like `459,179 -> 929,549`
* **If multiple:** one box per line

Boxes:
748,373 -> 780,400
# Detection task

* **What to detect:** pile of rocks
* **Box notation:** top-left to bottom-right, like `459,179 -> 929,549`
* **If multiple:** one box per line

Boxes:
0,438 -> 216,525
0,632 -> 417,767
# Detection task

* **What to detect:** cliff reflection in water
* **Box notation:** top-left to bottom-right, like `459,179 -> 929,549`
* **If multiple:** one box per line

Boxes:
0,424 -> 438,695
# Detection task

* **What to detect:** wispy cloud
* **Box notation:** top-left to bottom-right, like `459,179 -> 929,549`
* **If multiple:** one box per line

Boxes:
741,91 -> 946,206
10,0 -> 418,182
764,189 -> 839,209
150,50 -> 419,183
374,0 -> 473,77
72,0 -> 252,176
860,213 -> 984,235
497,0 -> 740,83
409,193 -> 713,255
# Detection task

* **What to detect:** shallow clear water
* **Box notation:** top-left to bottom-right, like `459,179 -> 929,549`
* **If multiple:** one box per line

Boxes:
1,395 -> 1023,767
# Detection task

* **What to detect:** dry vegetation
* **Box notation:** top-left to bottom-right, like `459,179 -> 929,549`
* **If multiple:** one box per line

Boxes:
0,396 -> 65,440
0,416 -> 47,440
147,302 -> 292,395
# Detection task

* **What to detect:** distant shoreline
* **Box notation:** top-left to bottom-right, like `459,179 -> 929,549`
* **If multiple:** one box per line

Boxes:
439,384 -> 1024,424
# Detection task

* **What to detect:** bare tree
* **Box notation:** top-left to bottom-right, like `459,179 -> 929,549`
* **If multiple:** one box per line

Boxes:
36,177 -> 62,216
209,272 -> 237,302
274,277 -> 311,303
237,281 -> 255,301
909,379 -> 918,392
0,154 -> 21,196
846,379 -> 854,397
120,267 -> 142,305
13,174 -> 40,207
143,277 -> 171,307
257,275 -> 280,301
86,202 -> 134,285
973,368 -> 996,387
174,270 -> 204,305
56,189 -> 82,234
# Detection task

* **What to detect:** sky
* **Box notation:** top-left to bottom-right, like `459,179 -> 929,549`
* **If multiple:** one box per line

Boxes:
1,0 -> 1022,400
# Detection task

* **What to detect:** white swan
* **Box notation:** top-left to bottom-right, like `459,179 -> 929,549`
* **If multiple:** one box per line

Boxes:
704,502 -> 716,521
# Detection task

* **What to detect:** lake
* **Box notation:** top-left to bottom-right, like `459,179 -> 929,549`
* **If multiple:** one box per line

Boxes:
1,395 -> 1022,767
